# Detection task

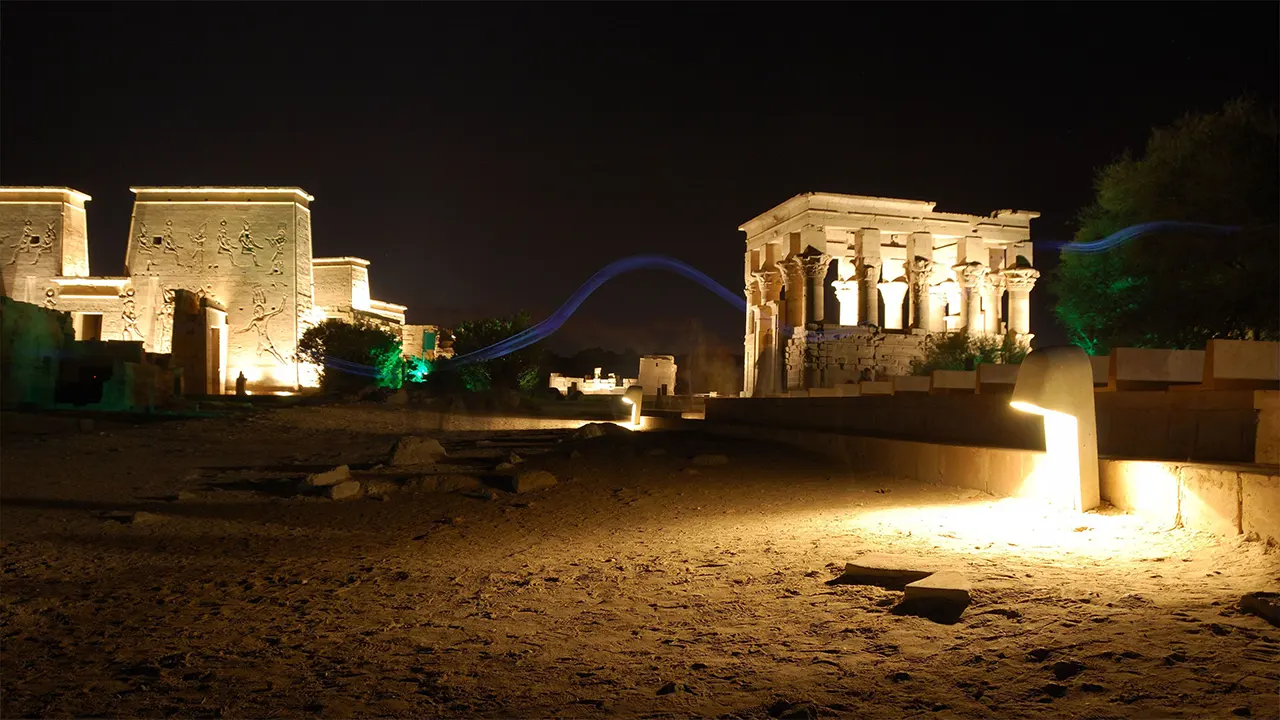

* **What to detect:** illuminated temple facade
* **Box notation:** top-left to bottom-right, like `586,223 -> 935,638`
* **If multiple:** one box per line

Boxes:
0,187 -> 447,393
741,192 -> 1040,396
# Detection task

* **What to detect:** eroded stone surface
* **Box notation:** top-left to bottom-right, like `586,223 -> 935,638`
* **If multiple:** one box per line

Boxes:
832,554 -> 935,589
389,437 -> 447,466
326,481 -> 362,500
904,570 -> 971,604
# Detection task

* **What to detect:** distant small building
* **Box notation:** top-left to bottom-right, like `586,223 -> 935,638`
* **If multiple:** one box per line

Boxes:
549,355 -> 678,397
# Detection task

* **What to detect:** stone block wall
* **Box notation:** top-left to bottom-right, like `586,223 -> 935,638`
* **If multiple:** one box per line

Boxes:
0,297 -> 72,407
785,327 -> 927,388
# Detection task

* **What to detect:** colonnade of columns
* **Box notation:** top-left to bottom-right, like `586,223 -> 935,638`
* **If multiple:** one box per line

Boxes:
743,233 -> 1040,397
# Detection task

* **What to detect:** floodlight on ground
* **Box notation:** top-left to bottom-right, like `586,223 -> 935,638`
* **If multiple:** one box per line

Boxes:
622,385 -> 644,428
1010,345 -> 1100,511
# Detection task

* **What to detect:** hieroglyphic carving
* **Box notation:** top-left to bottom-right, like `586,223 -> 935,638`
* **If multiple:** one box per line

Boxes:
237,221 -> 265,267
266,223 -> 288,276
214,219 -> 237,268
119,287 -> 143,340
32,222 -> 56,264
5,219 -> 34,265
161,220 -> 185,267
43,287 -> 57,309
188,221 -> 208,268
239,285 -> 287,364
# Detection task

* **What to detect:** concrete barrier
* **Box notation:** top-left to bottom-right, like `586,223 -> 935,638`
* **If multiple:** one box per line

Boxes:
1256,391 -> 1279,464
1203,339 -> 1280,390
648,416 -> 1279,543
1109,348 -> 1205,391
931,370 -> 976,394
976,364 -> 1018,394
1090,356 -> 1109,386
891,376 -> 931,393
860,381 -> 893,395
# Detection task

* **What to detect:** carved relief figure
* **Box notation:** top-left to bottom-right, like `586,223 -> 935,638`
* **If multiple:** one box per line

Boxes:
156,286 -> 177,353
238,285 -> 287,364
266,223 -> 288,275
161,220 -> 185,266
31,222 -> 56,264
214,219 -> 238,267
5,220 -> 34,265
187,221 -> 207,268
120,287 -> 143,340
238,221 -> 264,267
43,287 -> 57,309
135,222 -> 155,272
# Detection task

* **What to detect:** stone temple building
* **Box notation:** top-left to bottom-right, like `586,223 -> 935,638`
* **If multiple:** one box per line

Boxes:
0,187 -> 447,394
741,192 -> 1040,396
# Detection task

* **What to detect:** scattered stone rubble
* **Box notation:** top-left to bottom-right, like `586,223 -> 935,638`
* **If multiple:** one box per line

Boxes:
389,436 -> 448,466
831,554 -> 970,623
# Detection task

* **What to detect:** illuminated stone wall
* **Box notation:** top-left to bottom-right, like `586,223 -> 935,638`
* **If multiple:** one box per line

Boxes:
0,186 -> 433,395
123,188 -> 313,391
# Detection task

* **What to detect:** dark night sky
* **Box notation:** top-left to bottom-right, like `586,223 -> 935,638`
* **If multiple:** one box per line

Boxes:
2,3 -> 1276,354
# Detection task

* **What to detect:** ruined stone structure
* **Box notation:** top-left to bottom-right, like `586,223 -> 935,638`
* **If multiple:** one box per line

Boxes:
548,355 -> 677,398
0,187 -> 442,394
741,193 -> 1038,396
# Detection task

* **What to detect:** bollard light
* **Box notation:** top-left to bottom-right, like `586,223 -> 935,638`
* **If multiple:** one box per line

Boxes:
1010,345 -> 1100,511
622,385 -> 644,428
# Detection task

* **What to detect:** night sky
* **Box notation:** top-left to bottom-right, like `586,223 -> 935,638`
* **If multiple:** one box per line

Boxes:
3,3 -> 1276,355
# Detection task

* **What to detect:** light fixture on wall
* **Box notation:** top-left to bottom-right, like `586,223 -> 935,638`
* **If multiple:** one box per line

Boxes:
1010,345 -> 1100,511
622,385 -> 644,428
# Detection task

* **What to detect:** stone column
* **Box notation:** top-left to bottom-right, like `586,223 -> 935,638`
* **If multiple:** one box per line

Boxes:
754,270 -> 784,396
831,280 -> 859,325
984,273 -> 1006,334
780,258 -> 806,336
743,281 -> 761,397
1001,267 -> 1040,336
878,279 -> 909,330
860,257 -> 883,326
909,257 -> 935,331
954,261 -> 988,333
798,251 -> 831,326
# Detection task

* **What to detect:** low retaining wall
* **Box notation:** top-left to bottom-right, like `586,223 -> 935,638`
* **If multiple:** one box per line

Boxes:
647,417 -> 1280,543
707,390 -> 1260,463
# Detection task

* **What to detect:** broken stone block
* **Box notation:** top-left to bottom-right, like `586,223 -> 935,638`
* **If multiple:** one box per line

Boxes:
904,571 -> 971,605
1240,591 -> 1280,627
897,570 -> 972,624
495,462 -> 517,472
691,454 -> 729,467
304,465 -> 351,488
509,452 -> 524,464
830,554 -> 934,589
389,436 -> 448,466
508,470 -> 558,494
327,481 -> 362,500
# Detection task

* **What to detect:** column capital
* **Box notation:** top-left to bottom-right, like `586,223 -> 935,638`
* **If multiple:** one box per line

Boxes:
1001,267 -> 1041,290
910,257 -> 936,288
953,261 -> 988,288
752,269 -> 783,297
831,279 -> 858,295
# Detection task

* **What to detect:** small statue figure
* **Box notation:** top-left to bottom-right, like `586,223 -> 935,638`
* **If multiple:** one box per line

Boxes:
235,371 -> 248,397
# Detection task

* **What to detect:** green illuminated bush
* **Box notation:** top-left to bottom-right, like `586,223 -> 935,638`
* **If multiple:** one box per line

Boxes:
296,318 -> 403,393
910,331 -> 1029,376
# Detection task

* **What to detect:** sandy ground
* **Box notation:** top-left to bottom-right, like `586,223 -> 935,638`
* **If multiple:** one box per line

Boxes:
2,404 -> 1278,719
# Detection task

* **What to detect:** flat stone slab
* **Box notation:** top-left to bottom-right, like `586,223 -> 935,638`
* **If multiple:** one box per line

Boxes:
830,554 -> 936,589
904,571 -> 971,604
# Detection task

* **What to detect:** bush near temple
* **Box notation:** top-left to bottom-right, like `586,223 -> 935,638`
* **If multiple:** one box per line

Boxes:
1052,97 -> 1280,354
295,318 -> 404,393
437,311 -> 545,393
910,331 -> 1029,376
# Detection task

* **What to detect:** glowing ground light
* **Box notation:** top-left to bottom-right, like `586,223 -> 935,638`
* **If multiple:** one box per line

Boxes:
1010,345 -> 1100,511
621,385 -> 644,427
